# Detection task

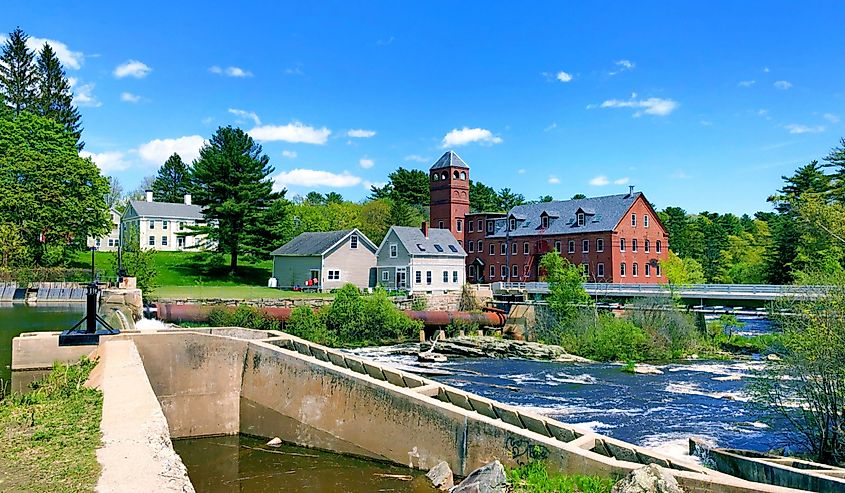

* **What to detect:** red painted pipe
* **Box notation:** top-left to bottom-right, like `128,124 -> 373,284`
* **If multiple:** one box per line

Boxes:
153,303 -> 507,328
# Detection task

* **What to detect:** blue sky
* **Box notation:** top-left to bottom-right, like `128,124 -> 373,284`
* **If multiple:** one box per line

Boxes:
6,2 -> 845,214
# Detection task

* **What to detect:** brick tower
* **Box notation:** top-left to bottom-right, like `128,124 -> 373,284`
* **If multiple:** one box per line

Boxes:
429,150 -> 470,245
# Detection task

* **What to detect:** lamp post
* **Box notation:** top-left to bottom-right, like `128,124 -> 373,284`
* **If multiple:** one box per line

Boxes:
58,246 -> 118,346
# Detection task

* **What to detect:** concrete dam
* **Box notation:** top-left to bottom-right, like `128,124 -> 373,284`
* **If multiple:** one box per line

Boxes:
11,324 -> 817,492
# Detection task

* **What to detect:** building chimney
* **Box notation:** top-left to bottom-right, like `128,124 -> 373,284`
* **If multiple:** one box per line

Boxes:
184,193 -> 192,205
627,185 -> 635,197
421,221 -> 428,238
145,190 -> 153,202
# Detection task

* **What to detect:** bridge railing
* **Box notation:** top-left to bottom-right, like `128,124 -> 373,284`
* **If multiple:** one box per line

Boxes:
492,282 -> 832,299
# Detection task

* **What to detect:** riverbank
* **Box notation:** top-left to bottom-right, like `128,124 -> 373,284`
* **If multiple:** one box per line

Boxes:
0,358 -> 101,493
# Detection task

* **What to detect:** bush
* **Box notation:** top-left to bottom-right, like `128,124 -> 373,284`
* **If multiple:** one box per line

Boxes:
580,315 -> 649,362
360,287 -> 423,343
507,461 -> 615,493
207,305 -> 280,331
286,306 -> 333,345
411,296 -> 428,311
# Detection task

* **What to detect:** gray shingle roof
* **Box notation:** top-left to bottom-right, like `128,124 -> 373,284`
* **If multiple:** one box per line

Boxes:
488,192 -> 643,238
390,226 -> 466,257
430,151 -> 469,170
128,200 -> 204,220
271,230 -> 356,256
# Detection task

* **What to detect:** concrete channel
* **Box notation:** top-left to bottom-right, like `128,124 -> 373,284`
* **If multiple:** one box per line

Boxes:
11,324 -> 815,493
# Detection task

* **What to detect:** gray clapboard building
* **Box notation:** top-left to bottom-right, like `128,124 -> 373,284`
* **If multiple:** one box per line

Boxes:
375,224 -> 466,293
270,229 -> 377,291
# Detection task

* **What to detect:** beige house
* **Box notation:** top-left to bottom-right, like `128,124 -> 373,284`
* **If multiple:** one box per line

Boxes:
121,191 -> 206,251
87,208 -> 122,251
375,224 -> 466,293
270,229 -> 377,291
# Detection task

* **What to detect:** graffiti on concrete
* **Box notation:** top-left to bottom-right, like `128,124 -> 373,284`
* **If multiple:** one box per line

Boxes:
505,436 -> 549,465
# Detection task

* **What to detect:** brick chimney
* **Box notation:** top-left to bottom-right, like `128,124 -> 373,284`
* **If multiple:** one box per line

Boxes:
421,221 -> 428,238
145,190 -> 153,202
184,193 -> 192,205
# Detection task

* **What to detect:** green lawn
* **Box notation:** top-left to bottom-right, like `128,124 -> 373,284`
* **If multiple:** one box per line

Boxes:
153,285 -> 332,300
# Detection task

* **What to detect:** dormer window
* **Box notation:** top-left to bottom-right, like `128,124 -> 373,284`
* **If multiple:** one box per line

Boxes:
541,215 -> 549,229
577,213 -> 585,226
509,218 -> 516,230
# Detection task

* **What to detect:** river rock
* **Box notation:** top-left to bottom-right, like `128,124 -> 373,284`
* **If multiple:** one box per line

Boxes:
426,461 -> 454,491
632,364 -> 664,375
766,353 -> 781,361
611,464 -> 684,493
266,437 -> 282,447
450,460 -> 507,493
424,337 -> 590,362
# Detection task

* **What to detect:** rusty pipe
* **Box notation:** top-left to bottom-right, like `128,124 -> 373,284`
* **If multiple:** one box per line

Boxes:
153,303 -> 507,328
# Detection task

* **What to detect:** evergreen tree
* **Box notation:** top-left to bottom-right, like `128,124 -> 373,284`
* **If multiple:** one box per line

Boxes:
0,28 -> 38,114
190,126 -> 280,272
386,167 -> 429,208
497,188 -> 525,211
469,180 -> 500,212
824,138 -> 845,203
35,43 -> 83,149
152,153 -> 192,203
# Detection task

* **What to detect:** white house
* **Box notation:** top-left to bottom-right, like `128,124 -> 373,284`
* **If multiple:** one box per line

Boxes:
87,208 -> 122,251
375,223 -> 467,293
121,191 -> 206,251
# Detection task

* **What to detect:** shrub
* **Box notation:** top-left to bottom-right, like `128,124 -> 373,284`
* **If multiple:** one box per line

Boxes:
360,287 -> 423,343
411,296 -> 428,311
207,305 -> 279,331
286,306 -> 333,345
507,461 -> 615,493
323,284 -> 366,341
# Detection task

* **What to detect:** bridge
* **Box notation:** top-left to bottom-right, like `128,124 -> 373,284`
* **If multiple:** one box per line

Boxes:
491,282 -> 830,304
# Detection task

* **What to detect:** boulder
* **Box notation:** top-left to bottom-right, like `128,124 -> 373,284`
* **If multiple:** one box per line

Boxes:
451,460 -> 507,493
632,364 -> 664,375
426,461 -> 454,491
611,464 -> 684,493
266,437 -> 282,447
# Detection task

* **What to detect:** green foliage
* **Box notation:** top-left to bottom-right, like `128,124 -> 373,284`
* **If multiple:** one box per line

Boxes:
0,222 -> 30,267
459,283 -> 482,311
285,306 -> 333,345
0,28 -> 37,114
208,305 -> 280,331
497,187 -> 526,211
34,43 -> 82,149
114,229 -> 158,297
507,461 -> 615,493
469,180 -> 501,212
411,295 -> 428,311
576,314 -> 649,362
539,252 -> 590,323
152,153 -> 192,203
0,357 -> 102,492
627,297 -> 700,357
661,250 -> 705,289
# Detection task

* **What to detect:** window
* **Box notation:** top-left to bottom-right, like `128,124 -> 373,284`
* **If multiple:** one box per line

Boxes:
149,220 -> 155,229
596,239 -> 604,252
581,263 -> 589,277
568,240 -> 575,254
487,221 -> 494,233
620,238 -> 626,252
577,213 -> 585,226
161,236 -> 168,246
148,236 -> 155,246
453,171 -> 459,179
477,219 -> 482,231
645,240 -> 650,253
468,221 -> 474,233
620,262 -> 626,277
511,243 -> 517,255
328,270 -> 340,280
95,239 -> 101,247
500,243 -> 506,255
453,271 -> 458,283
107,239 -> 114,247
644,215 -> 650,228
432,173 -> 439,181
597,263 -> 605,277
509,218 -> 516,230
490,243 -> 496,255
468,265 -> 476,278
631,214 -> 637,227
416,271 -> 422,283
656,264 -> 662,277
177,237 -> 185,248
554,241 -> 561,253
460,171 -> 466,180
477,240 -> 482,252
389,244 -> 398,258
541,216 -> 549,229
512,264 -> 518,277
523,242 -> 530,255
426,271 -> 432,285
449,245 -> 458,253
501,267 -> 507,279
656,240 -> 662,253
456,219 -> 462,232
582,239 -> 589,253
633,262 -> 639,277
490,265 -> 496,278
645,263 -> 651,277
350,235 -> 358,249
434,244 -> 444,252
416,243 -> 426,252
468,241 -> 474,253
443,271 -> 449,283
162,220 -> 168,230
382,270 -> 389,281
632,239 -> 638,252
438,220 -> 444,228
179,222 -> 185,230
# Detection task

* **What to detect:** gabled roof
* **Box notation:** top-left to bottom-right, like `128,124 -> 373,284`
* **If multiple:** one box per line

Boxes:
127,200 -> 204,220
386,226 -> 466,257
271,229 -> 375,256
430,150 -> 469,170
487,192 -> 645,238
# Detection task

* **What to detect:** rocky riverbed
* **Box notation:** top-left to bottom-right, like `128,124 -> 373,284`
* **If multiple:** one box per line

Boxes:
387,336 -> 591,362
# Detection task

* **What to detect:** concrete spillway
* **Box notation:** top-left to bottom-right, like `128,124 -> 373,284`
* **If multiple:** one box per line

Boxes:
12,327 -> 810,492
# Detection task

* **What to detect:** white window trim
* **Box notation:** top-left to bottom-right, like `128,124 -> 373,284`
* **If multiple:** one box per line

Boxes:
389,243 -> 398,258
582,240 -> 589,253
328,269 -> 341,280
597,263 -> 605,278
350,235 -> 358,249
597,239 -> 604,252
381,270 -> 389,281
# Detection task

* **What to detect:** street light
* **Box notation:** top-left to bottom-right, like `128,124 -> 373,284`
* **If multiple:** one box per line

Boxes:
58,246 -> 119,346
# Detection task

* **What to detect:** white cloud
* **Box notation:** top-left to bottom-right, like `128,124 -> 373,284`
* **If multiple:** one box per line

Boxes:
249,122 -> 331,144
138,135 -> 205,164
69,78 -> 100,107
774,80 -> 792,90
544,123 -> 557,132
763,67 -> 771,73
120,92 -> 141,103
80,150 -> 130,172
359,158 -> 374,169
671,170 -> 691,179
1,36 -> 86,70
613,177 -> 630,185
592,94 -> 679,117
589,175 -> 610,186
517,168 -> 526,174
548,176 -> 560,184
441,127 -> 503,148
281,150 -> 297,159
347,129 -> 377,138
823,113 -> 840,124
405,155 -> 429,163
738,80 -> 756,87
284,64 -> 304,76
556,71 -> 573,83
228,108 -> 261,126
113,60 -> 152,79
209,65 -> 252,77
272,169 -> 362,190
784,124 -> 825,134
609,59 -> 635,75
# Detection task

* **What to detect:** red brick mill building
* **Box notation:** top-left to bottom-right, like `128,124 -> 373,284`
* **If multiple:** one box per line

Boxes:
428,151 -> 669,284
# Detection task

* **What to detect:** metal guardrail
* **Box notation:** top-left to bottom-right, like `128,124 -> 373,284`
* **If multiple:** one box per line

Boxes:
492,282 -> 833,300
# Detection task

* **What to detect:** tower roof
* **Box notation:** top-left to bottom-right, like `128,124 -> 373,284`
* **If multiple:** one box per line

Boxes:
430,150 -> 469,170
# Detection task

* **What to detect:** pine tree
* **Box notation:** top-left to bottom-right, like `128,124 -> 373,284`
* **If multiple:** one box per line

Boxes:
824,138 -> 845,204
152,153 -> 192,203
190,126 -> 281,273
0,28 -> 38,114
35,43 -> 83,149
